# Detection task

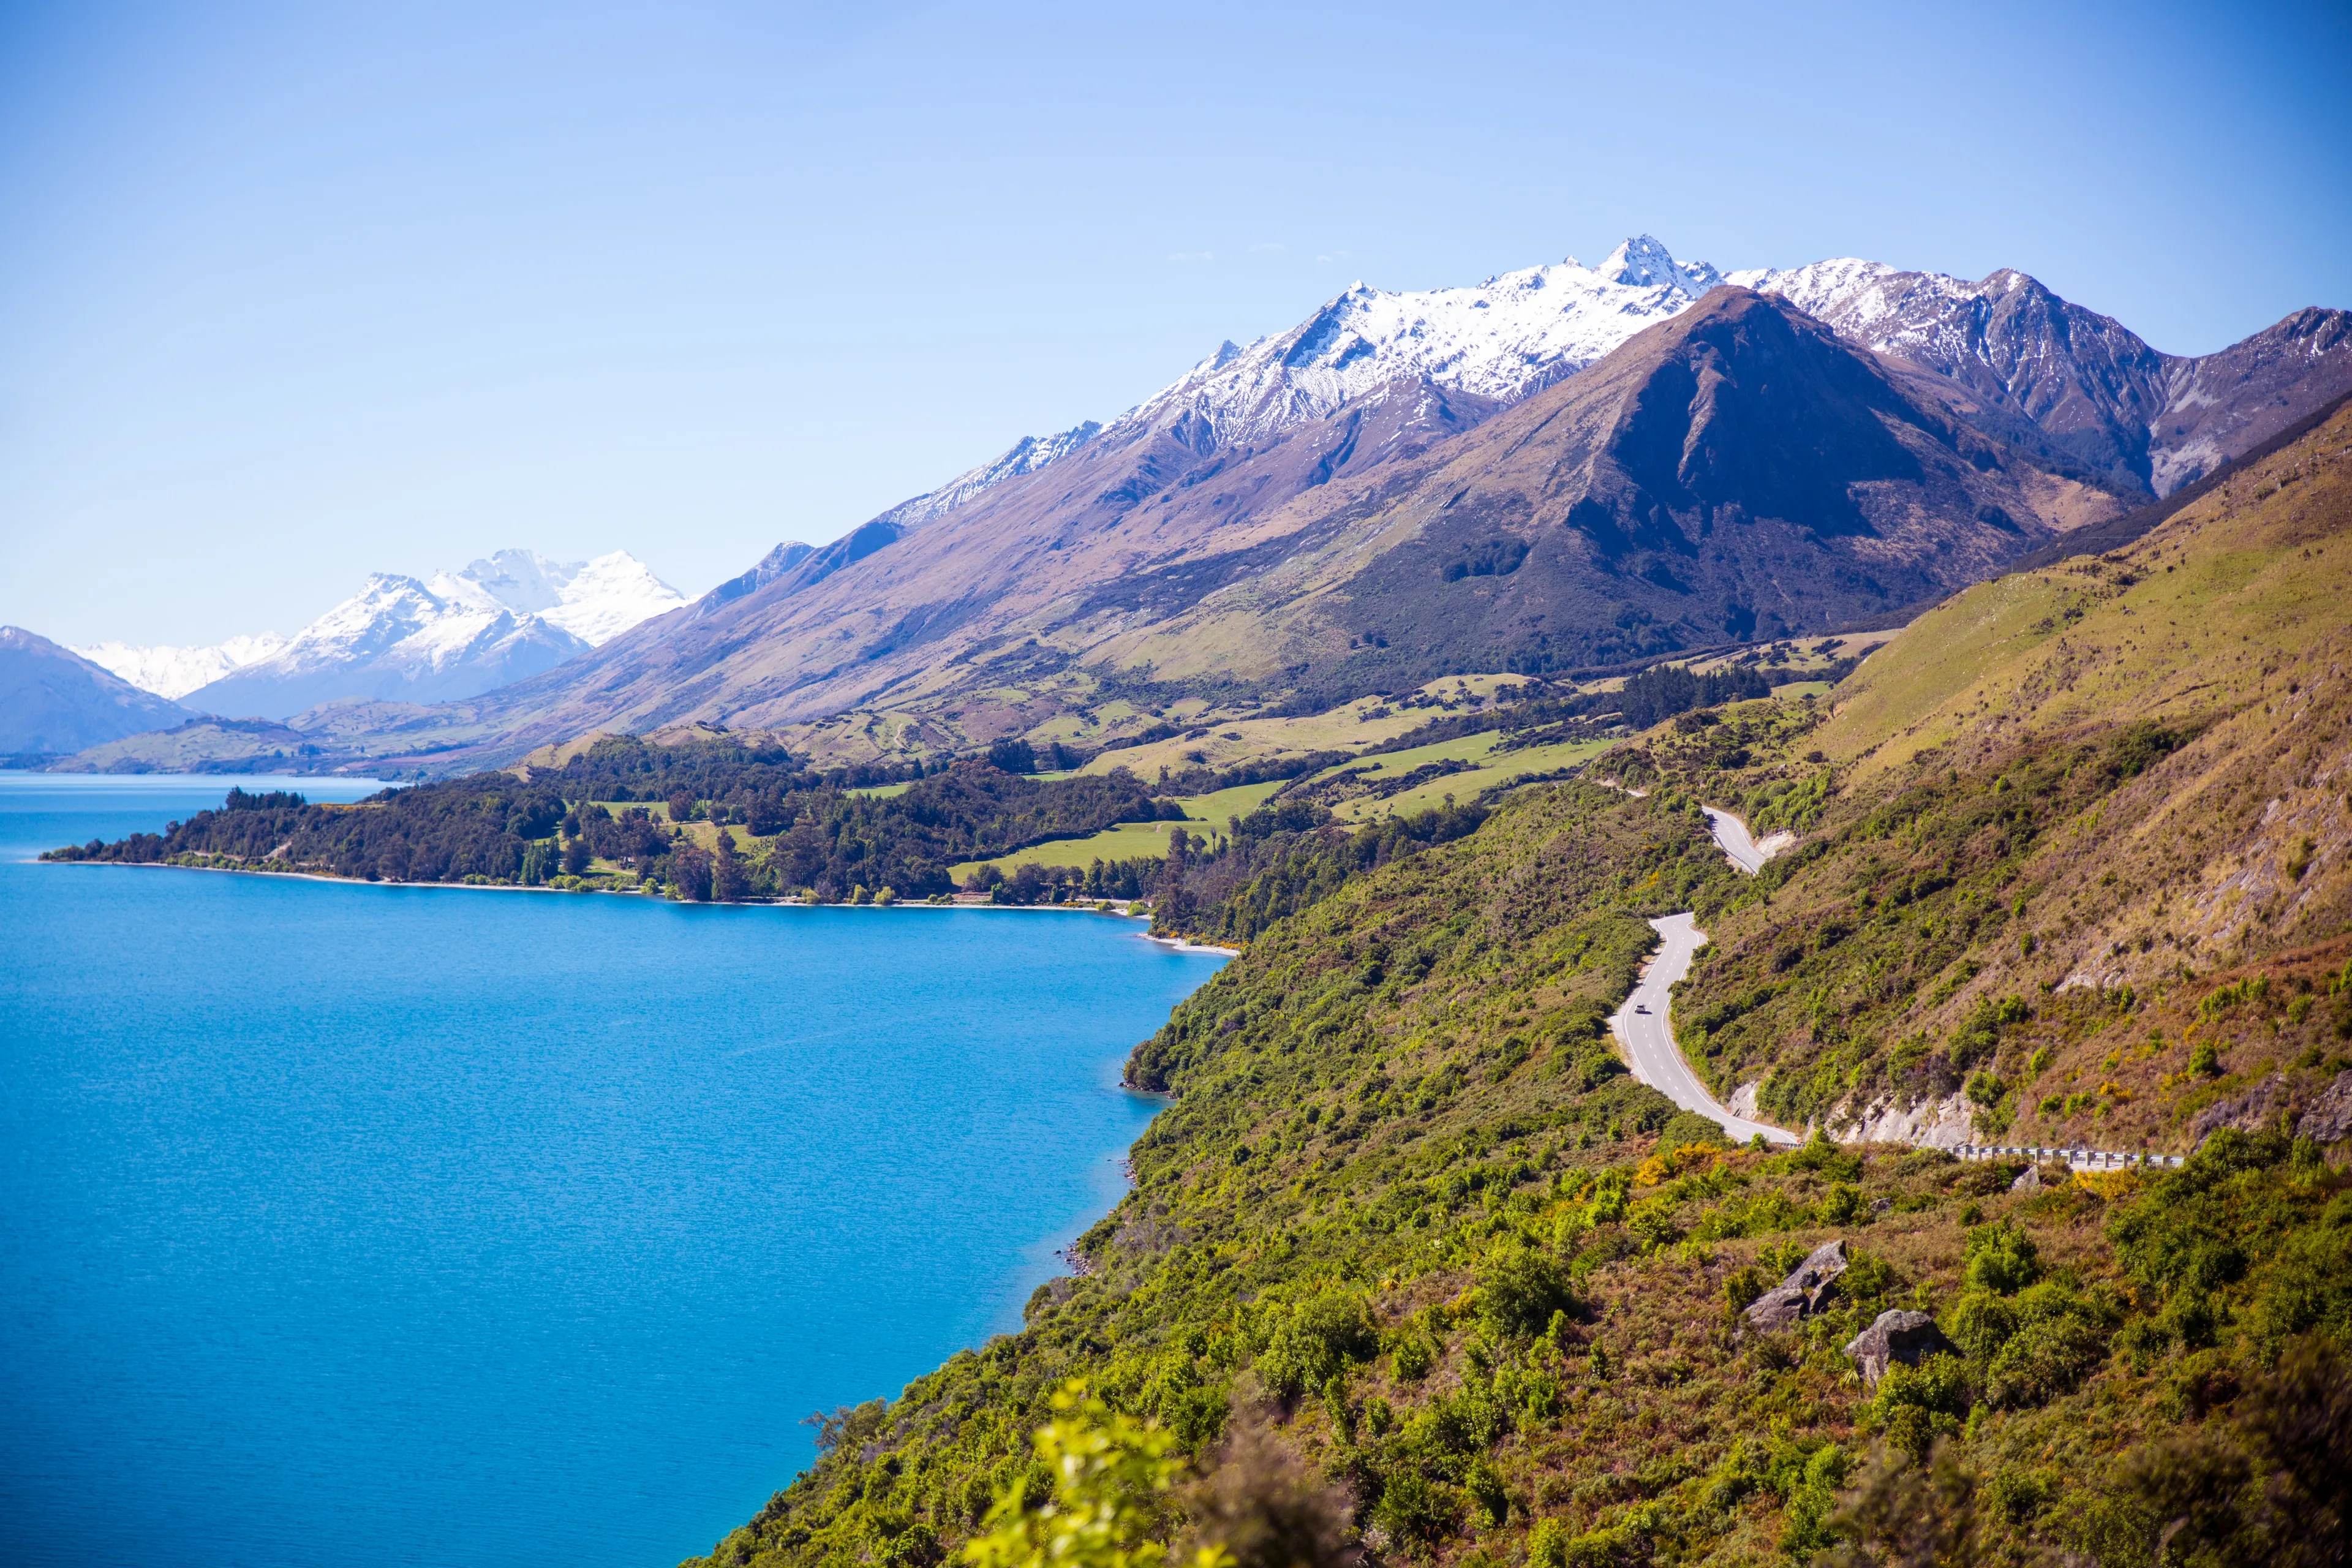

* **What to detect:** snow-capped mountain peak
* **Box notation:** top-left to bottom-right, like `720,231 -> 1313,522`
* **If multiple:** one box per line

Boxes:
1597,233 -> 1725,296
1095,237 -> 1735,448
808,232 -> 2352,560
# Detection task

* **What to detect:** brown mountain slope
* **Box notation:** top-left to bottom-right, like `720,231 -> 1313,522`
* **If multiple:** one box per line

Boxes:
331,290 -> 2121,774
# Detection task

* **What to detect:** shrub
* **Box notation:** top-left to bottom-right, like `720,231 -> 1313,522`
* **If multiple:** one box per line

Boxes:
1962,1223 -> 2042,1294
1985,1286 -> 2109,1408
1466,1460 -> 1509,1527
963,1381 -> 1222,1568
1479,1246 -> 1575,1338
1257,1292 -> 1378,1400
1945,1290 -> 2019,1363
1371,1470 -> 1460,1551
1390,1330 -> 1436,1383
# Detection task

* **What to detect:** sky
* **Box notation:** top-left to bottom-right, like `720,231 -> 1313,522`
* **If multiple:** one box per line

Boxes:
1,0 -> 2346,648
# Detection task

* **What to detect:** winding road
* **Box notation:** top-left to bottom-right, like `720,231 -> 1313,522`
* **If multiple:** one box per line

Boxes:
1607,807 -> 1802,1145
1702,806 -> 1794,875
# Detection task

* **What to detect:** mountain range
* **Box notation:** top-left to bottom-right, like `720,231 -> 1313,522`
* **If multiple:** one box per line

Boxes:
25,236 -> 2352,774
0,627 -> 195,756
79,550 -> 684,723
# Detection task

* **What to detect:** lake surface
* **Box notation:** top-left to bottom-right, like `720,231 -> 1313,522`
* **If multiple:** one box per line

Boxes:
0,772 -> 1223,1568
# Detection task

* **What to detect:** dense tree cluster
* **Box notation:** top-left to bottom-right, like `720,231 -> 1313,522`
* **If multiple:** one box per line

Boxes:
1353,664 -> 1779,761
43,736 -> 1180,900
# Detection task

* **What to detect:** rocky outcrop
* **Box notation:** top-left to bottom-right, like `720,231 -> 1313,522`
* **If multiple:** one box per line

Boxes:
2009,1165 -> 2043,1193
2299,1071 -> 2352,1145
1844,1311 -> 1957,1387
2185,1071 -> 2352,1149
1740,1239 -> 1847,1336
2193,1074 -> 2294,1144
1836,1092 -> 1975,1150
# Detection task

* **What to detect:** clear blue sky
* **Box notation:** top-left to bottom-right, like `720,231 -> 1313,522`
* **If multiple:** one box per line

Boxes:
2,0 -> 2346,647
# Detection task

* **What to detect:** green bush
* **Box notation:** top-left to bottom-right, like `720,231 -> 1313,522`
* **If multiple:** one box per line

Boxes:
1371,1471 -> 1459,1551
1479,1246 -> 1574,1339
1962,1223 -> 2043,1294
1389,1330 -> 1436,1383
1945,1289 -> 2019,1363
1986,1286 -> 2109,1409
1257,1292 -> 1378,1400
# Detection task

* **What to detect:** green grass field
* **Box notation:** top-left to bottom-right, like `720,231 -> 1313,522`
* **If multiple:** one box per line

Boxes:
949,778 -> 1287,880
1325,734 -> 1616,820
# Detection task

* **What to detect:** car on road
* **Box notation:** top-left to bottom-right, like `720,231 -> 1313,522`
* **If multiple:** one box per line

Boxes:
1634,1004 -> 1650,1014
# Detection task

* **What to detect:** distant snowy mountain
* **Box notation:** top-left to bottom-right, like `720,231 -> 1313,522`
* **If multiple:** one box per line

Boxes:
447,548 -> 687,646
184,550 -> 684,720
75,632 -> 288,699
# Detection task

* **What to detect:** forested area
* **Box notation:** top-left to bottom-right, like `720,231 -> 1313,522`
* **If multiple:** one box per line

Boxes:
1359,665 -> 1777,760
43,736 -> 1180,900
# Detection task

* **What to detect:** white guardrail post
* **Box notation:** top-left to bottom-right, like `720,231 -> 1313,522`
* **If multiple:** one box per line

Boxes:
1950,1142 -> 2180,1169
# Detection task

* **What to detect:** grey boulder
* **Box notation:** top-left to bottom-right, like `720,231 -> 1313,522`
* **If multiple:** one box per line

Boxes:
1740,1238 -> 1847,1336
1844,1310 -> 1957,1386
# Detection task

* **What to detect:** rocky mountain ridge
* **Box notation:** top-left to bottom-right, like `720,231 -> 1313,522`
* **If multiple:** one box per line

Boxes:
854,237 -> 2350,537
1744,257 -> 2352,494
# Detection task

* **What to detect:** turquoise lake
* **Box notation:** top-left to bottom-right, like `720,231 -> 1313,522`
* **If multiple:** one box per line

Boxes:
0,772 -> 1224,1567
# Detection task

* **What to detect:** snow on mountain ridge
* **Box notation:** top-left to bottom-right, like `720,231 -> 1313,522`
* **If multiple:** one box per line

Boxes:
255,551 -> 684,676
853,236 -> 1735,532
165,550 -> 684,718
1108,235 -> 1732,448
790,233 -> 2351,562
74,633 -> 288,699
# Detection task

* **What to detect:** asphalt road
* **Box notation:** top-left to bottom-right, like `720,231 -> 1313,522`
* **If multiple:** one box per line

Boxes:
1702,807 -> 1791,875
1611,914 -> 1802,1146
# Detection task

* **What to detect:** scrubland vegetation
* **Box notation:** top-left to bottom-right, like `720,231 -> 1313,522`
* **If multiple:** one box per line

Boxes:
681,409 -> 2352,1568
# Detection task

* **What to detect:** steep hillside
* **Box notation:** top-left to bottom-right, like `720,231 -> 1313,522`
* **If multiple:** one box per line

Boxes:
1626,400 -> 2352,1147
1098,287 -> 2115,696
0,627 -> 190,755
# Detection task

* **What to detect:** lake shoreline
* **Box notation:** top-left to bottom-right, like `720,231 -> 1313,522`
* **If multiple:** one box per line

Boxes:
27,856 -> 1245,948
